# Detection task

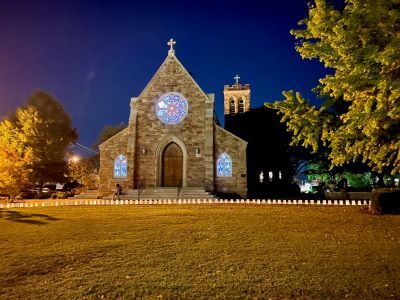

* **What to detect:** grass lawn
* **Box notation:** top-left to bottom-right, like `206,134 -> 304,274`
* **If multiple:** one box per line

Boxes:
0,205 -> 399,299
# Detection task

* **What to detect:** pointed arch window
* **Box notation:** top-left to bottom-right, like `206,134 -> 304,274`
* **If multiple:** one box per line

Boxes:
229,99 -> 236,115
238,99 -> 245,113
114,155 -> 127,178
217,153 -> 232,177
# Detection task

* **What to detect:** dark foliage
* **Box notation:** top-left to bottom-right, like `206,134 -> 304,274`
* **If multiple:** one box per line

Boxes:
94,123 -> 127,149
213,192 -> 242,199
370,188 -> 400,215
63,181 -> 81,191
25,91 -> 78,191
225,106 -> 305,198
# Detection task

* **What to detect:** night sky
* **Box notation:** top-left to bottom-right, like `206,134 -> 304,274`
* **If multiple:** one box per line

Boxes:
0,0 -> 342,150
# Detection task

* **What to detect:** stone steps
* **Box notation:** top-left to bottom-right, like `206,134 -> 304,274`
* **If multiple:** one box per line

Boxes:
69,190 -> 99,199
103,187 -> 217,200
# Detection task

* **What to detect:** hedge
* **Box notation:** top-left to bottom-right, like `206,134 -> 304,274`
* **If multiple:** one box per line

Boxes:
370,188 -> 400,214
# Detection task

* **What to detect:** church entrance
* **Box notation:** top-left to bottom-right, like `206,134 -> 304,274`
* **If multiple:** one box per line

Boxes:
162,142 -> 183,187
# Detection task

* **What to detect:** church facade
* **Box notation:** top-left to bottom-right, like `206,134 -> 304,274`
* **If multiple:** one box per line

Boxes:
98,40 -> 247,198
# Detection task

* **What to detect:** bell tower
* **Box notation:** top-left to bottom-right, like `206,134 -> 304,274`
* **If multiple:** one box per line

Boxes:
223,74 -> 251,116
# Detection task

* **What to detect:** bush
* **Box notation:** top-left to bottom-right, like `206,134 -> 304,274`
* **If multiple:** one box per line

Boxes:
56,191 -> 71,199
17,190 -> 36,199
370,188 -> 400,214
38,193 -> 51,199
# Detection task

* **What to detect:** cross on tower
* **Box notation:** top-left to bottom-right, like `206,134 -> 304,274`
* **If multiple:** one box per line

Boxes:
234,74 -> 240,85
167,38 -> 176,52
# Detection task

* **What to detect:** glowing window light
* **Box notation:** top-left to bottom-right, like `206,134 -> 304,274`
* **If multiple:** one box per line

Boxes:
217,153 -> 232,177
114,155 -> 127,178
155,92 -> 188,125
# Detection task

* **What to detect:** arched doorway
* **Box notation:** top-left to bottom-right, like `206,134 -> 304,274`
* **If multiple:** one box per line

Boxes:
162,142 -> 183,187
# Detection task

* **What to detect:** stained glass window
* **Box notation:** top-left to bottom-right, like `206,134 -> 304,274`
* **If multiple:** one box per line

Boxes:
156,92 -> 188,124
217,153 -> 232,177
114,155 -> 127,178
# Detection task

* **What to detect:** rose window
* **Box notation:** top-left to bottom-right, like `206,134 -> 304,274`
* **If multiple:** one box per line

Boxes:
156,92 -> 188,124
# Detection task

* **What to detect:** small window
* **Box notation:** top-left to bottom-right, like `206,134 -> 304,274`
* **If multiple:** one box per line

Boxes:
217,153 -> 232,177
238,99 -> 245,113
114,155 -> 127,178
229,99 -> 236,115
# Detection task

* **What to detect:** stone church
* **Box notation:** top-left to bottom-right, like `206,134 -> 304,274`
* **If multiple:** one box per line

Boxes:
99,40 -> 247,198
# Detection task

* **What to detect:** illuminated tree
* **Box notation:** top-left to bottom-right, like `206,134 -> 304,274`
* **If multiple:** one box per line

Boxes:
68,156 -> 99,190
1,91 -> 78,195
0,117 -> 32,198
267,0 -> 400,174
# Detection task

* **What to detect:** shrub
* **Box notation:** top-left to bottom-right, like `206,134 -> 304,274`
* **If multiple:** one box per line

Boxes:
56,191 -> 71,199
17,190 -> 36,199
38,193 -> 51,199
370,188 -> 400,214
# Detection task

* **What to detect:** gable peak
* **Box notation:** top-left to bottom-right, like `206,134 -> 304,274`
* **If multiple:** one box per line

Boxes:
167,38 -> 176,56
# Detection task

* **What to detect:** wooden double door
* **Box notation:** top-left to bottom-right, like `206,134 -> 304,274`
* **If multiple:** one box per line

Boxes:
162,142 -> 183,187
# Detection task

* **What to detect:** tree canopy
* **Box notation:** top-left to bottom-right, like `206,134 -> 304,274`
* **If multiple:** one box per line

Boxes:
0,91 -> 77,195
0,115 -> 32,197
266,0 -> 400,174
68,155 -> 99,190
21,91 -> 78,189
94,123 -> 127,148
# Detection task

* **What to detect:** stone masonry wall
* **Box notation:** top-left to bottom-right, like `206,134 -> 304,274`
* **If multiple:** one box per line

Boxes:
214,125 -> 247,198
98,128 -> 131,196
99,52 -> 247,196
134,54 -> 214,188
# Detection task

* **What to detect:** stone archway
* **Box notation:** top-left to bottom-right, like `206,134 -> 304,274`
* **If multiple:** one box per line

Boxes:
155,135 -> 187,187
162,143 -> 183,187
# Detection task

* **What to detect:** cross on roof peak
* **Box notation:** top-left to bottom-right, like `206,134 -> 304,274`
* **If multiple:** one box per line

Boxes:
234,74 -> 240,85
167,38 -> 176,55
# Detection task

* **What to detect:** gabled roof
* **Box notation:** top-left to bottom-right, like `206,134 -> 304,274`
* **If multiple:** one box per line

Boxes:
98,127 -> 128,148
216,125 -> 248,145
136,51 -> 211,103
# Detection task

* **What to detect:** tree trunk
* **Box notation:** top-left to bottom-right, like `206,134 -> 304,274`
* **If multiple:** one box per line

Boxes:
38,182 -> 44,197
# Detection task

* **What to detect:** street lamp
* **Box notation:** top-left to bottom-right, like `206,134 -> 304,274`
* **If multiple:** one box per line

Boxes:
70,155 -> 80,163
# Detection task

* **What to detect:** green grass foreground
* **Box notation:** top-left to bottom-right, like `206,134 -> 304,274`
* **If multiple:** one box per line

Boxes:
0,205 -> 399,299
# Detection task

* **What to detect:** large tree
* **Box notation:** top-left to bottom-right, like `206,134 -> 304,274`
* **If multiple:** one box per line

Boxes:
22,91 -> 78,192
0,91 -> 78,195
267,0 -> 400,174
